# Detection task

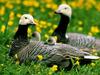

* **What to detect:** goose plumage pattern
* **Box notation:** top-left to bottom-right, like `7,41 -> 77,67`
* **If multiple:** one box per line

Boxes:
9,14 -> 100,69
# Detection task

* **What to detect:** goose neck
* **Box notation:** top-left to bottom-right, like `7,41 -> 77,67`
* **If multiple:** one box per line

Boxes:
14,25 -> 28,40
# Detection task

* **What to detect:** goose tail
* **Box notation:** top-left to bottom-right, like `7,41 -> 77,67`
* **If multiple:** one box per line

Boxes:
84,55 -> 100,59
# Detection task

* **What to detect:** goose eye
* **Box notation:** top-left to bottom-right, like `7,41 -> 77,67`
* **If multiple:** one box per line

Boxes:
25,17 -> 28,19
64,8 -> 67,9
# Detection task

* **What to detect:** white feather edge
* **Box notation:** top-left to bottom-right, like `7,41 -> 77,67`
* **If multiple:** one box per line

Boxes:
65,34 -> 69,39
84,56 -> 100,59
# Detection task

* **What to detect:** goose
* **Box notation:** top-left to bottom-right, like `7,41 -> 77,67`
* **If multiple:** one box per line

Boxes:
9,14 -> 36,57
45,37 -> 57,45
52,4 -> 100,52
30,31 -> 41,41
9,14 -> 100,70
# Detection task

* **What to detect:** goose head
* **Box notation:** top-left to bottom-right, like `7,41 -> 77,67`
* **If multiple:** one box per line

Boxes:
31,31 -> 41,41
19,14 -> 36,25
47,37 -> 56,45
55,4 -> 72,19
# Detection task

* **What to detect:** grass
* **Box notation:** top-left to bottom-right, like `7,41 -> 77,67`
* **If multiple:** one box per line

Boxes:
0,0 -> 100,75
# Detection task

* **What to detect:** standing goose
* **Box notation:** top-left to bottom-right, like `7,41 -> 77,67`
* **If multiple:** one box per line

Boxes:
52,4 -> 100,51
9,14 -> 36,57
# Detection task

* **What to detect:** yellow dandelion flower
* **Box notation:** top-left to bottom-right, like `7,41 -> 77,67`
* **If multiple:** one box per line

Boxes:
77,0 -> 84,8
48,29 -> 53,34
36,27 -> 41,33
46,3 -> 51,8
69,1 -> 78,8
94,53 -> 98,56
0,0 -> 5,3
92,49 -> 96,53
28,28 -> 32,37
5,3 -> 13,9
53,36 -> 58,41
88,32 -> 93,36
75,60 -> 80,65
43,25 -> 48,29
17,13 -> 22,18
48,65 -> 58,75
48,71 -> 53,75
53,24 -> 57,29
44,34 -> 49,39
14,27 -> 18,32
6,44 -> 10,47
33,1 -> 39,7
9,11 -> 14,18
15,54 -> 18,59
16,0 -> 21,4
1,25 -> 6,33
16,60 -> 20,65
48,12 -> 54,17
44,0 -> 52,3
40,7 -> 45,12
34,19 -> 39,23
14,54 -> 20,64
78,20 -> 83,25
28,28 -> 32,34
96,3 -> 100,11
51,65 -> 58,72
1,17 -> 4,21
47,22 -> 52,27
37,55 -> 43,61
76,57 -> 80,61
29,8 -> 34,13
78,27 -> 83,32
51,3 -> 58,10
90,26 -> 99,33
91,63 -> 95,67
1,64 -> 4,66
40,20 -> 46,25
61,1 -> 67,4
8,20 -> 13,26
23,1 -> 33,6
0,6 -> 5,16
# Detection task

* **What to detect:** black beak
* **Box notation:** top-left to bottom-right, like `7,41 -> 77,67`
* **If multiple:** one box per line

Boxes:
54,11 -> 57,14
54,11 -> 59,14
54,10 -> 61,14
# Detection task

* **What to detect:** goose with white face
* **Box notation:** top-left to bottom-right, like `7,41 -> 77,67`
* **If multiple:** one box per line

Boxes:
55,4 -> 72,18
19,14 -> 36,25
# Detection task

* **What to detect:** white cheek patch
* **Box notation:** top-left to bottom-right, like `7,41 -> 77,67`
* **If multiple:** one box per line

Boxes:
65,34 -> 69,39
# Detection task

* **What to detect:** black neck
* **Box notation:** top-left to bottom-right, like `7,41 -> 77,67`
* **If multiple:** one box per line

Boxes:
14,25 -> 28,40
52,15 -> 70,36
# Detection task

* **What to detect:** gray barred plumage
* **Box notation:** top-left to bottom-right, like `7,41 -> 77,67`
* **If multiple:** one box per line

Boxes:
66,33 -> 96,49
9,39 -> 29,57
9,14 -> 100,69
17,40 -> 92,64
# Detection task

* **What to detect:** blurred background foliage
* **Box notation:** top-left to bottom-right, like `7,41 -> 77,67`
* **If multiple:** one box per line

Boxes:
0,0 -> 100,75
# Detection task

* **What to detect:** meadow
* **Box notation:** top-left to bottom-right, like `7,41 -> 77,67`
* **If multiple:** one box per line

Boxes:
0,0 -> 100,75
